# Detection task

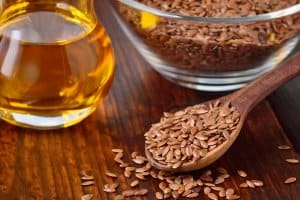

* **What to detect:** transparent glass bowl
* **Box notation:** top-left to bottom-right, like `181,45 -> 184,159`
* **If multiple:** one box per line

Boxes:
112,0 -> 300,91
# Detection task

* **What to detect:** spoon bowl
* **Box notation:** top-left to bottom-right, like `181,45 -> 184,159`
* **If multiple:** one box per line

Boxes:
145,52 -> 300,172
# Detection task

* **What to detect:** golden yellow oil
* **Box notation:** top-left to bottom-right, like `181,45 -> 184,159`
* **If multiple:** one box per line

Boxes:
0,2 -> 115,129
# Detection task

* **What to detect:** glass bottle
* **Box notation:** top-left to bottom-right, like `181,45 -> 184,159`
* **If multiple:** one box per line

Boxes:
0,0 -> 115,129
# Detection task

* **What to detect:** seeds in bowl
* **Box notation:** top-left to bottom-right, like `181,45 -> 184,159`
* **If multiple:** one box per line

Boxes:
144,101 -> 240,168
117,0 -> 300,73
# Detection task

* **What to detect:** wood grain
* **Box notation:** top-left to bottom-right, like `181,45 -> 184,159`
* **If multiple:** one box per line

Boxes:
0,0 -> 299,199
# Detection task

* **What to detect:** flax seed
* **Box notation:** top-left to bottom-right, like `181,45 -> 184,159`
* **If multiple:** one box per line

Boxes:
155,191 -> 164,199
246,180 -> 255,188
278,145 -> 291,150
112,149 -> 123,153
81,181 -> 95,186
225,188 -> 234,197
284,177 -> 297,184
237,170 -> 247,178
81,194 -> 94,200
135,188 -> 148,196
239,183 -> 248,188
285,159 -> 299,164
103,187 -> 116,193
130,179 -> 139,187
106,172 -> 117,178
208,192 -> 218,200
186,192 -> 199,198
252,180 -> 264,187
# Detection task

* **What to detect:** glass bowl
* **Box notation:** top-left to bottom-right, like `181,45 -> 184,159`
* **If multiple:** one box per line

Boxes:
112,0 -> 300,91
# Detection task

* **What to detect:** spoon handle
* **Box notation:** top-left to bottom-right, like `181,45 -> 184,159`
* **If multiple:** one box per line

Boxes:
232,52 -> 300,113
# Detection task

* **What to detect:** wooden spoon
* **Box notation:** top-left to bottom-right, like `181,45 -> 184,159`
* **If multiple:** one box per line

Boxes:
145,52 -> 300,172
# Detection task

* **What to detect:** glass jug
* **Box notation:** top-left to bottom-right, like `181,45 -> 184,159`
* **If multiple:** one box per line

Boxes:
0,0 -> 115,129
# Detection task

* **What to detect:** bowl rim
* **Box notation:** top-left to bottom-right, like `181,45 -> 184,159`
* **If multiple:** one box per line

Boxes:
116,0 -> 300,23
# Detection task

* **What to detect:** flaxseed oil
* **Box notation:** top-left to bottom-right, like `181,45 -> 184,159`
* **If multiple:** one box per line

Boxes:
0,1 -> 115,129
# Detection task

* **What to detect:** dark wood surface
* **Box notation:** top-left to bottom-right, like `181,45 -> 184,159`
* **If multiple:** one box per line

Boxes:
0,0 -> 300,199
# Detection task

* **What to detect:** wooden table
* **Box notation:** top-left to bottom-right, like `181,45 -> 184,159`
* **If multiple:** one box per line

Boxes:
1,1 -> 300,199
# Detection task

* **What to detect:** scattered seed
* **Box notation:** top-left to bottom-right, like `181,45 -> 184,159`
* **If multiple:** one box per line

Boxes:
130,179 -> 139,187
136,173 -> 146,180
246,180 -> 255,188
122,190 -> 135,197
172,191 -> 180,199
124,170 -> 131,178
164,193 -> 172,199
159,182 -> 167,190
201,175 -> 214,182
226,188 -> 234,197
105,146 -> 276,200
131,152 -> 138,159
278,145 -> 291,150
217,167 -> 228,174
156,191 -> 164,199
150,170 -> 158,178
112,149 -> 123,153
186,192 -> 199,198
111,183 -> 119,189
135,188 -> 148,196
114,153 -> 124,163
81,181 -> 95,186
125,167 -> 136,172
219,174 -> 230,179
119,163 -> 128,168
219,190 -> 226,198
204,187 -> 211,194
239,183 -> 248,188
285,159 -> 299,164
193,186 -> 201,193
132,158 -> 145,165
212,186 -> 224,191
169,183 -> 181,191
81,194 -> 94,200
103,187 -> 116,193
196,179 -> 203,186
252,180 -> 264,187
205,182 -> 216,187
208,192 -> 218,200
81,171 -> 90,177
114,195 -> 124,200
237,170 -> 247,178
106,172 -> 117,178
227,194 -> 240,199
136,167 -> 147,173
81,175 -> 94,181
215,177 -> 225,184
284,177 -> 297,184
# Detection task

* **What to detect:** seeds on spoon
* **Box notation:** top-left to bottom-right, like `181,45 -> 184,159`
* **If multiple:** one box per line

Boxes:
145,101 -> 240,168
